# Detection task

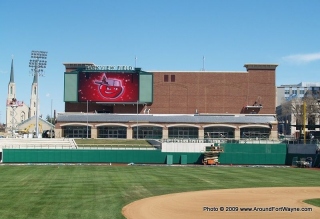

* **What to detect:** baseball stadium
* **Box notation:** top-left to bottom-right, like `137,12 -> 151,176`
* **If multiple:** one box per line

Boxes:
1,63 -> 320,219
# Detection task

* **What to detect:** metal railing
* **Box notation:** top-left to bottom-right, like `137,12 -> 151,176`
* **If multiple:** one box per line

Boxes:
160,138 -> 282,144
1,145 -> 76,149
281,139 -> 320,145
76,146 -> 158,150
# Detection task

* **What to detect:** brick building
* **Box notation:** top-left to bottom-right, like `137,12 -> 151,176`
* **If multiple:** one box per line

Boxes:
55,63 -> 278,139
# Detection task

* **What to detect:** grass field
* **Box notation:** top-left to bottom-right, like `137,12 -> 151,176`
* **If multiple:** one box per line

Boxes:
0,165 -> 319,219
74,139 -> 153,148
304,198 -> 320,207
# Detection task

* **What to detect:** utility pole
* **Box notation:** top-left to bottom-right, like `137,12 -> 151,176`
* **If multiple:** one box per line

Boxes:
29,51 -> 48,138
136,100 -> 139,139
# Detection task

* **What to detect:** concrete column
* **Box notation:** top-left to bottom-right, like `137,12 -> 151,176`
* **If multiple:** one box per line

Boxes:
54,128 -> 62,138
270,130 -> 278,140
162,128 -> 168,139
235,129 -> 240,140
91,127 -> 97,139
127,127 -> 132,139
198,128 -> 204,139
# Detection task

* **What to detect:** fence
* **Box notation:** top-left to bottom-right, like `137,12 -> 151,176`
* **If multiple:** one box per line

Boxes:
2,142 -> 319,166
218,143 -> 287,165
161,138 -> 282,144
2,149 -> 202,164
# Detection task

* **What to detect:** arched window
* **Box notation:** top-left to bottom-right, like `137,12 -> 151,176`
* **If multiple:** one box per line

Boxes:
168,127 -> 198,139
98,126 -> 127,139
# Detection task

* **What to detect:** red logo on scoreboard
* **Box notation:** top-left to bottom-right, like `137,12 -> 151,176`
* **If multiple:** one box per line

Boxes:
78,72 -> 139,102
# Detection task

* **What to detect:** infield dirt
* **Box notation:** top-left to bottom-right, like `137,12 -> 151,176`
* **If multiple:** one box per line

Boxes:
122,187 -> 320,219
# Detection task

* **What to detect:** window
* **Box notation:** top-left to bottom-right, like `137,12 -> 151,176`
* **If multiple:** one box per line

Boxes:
284,87 -> 290,94
168,127 -> 198,139
204,127 -> 235,138
164,75 -> 169,82
63,126 -> 91,138
133,126 -> 162,139
98,126 -> 127,139
171,75 -> 175,82
240,127 -> 270,139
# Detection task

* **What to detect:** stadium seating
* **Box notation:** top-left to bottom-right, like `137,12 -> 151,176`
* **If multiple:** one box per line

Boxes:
0,138 -> 77,150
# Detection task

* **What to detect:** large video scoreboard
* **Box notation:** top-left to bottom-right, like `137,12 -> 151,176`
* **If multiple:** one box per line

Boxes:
64,65 -> 153,104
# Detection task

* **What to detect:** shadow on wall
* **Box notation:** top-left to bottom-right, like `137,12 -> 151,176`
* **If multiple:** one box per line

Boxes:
286,144 -> 319,167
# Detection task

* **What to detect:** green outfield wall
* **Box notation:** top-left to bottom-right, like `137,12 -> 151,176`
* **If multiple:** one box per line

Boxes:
219,143 -> 287,165
2,149 -> 203,164
2,143 -> 294,165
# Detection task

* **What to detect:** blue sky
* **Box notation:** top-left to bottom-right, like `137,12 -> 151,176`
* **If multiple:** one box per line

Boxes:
1,0 -> 320,124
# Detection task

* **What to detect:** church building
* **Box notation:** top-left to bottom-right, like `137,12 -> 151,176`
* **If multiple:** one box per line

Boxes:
6,58 -> 53,136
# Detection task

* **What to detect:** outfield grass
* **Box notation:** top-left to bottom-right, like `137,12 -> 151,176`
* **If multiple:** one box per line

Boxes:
74,139 -> 153,147
304,198 -> 320,207
0,166 -> 319,219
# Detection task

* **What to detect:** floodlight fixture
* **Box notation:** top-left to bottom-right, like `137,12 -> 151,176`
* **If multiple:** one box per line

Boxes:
29,50 -> 48,138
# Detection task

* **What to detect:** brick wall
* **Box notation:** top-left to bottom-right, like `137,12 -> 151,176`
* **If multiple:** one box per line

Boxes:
64,64 -> 277,115
149,69 -> 276,114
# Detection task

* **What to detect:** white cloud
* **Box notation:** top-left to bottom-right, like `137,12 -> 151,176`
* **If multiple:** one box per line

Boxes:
282,52 -> 320,64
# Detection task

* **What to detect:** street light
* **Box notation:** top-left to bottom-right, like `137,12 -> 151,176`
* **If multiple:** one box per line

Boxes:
50,99 -> 53,138
29,50 -> 48,138
136,100 -> 139,139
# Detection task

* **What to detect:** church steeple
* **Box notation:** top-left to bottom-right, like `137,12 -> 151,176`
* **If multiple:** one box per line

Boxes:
6,57 -> 30,131
7,57 -> 16,101
6,57 -> 17,130
9,58 -> 14,83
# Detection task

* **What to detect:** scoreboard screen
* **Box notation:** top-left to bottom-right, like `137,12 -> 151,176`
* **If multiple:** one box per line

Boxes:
78,72 -> 139,102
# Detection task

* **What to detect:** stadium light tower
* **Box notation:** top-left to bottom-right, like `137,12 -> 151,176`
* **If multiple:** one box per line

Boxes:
29,50 -> 48,138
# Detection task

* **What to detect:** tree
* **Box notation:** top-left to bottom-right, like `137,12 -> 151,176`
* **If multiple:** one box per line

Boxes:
46,115 -> 55,125
279,92 -> 320,128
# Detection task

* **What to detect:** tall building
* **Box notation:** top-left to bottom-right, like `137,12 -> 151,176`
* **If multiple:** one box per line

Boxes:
276,82 -> 320,136
276,82 -> 320,107
6,58 -> 30,133
55,63 -> 279,139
